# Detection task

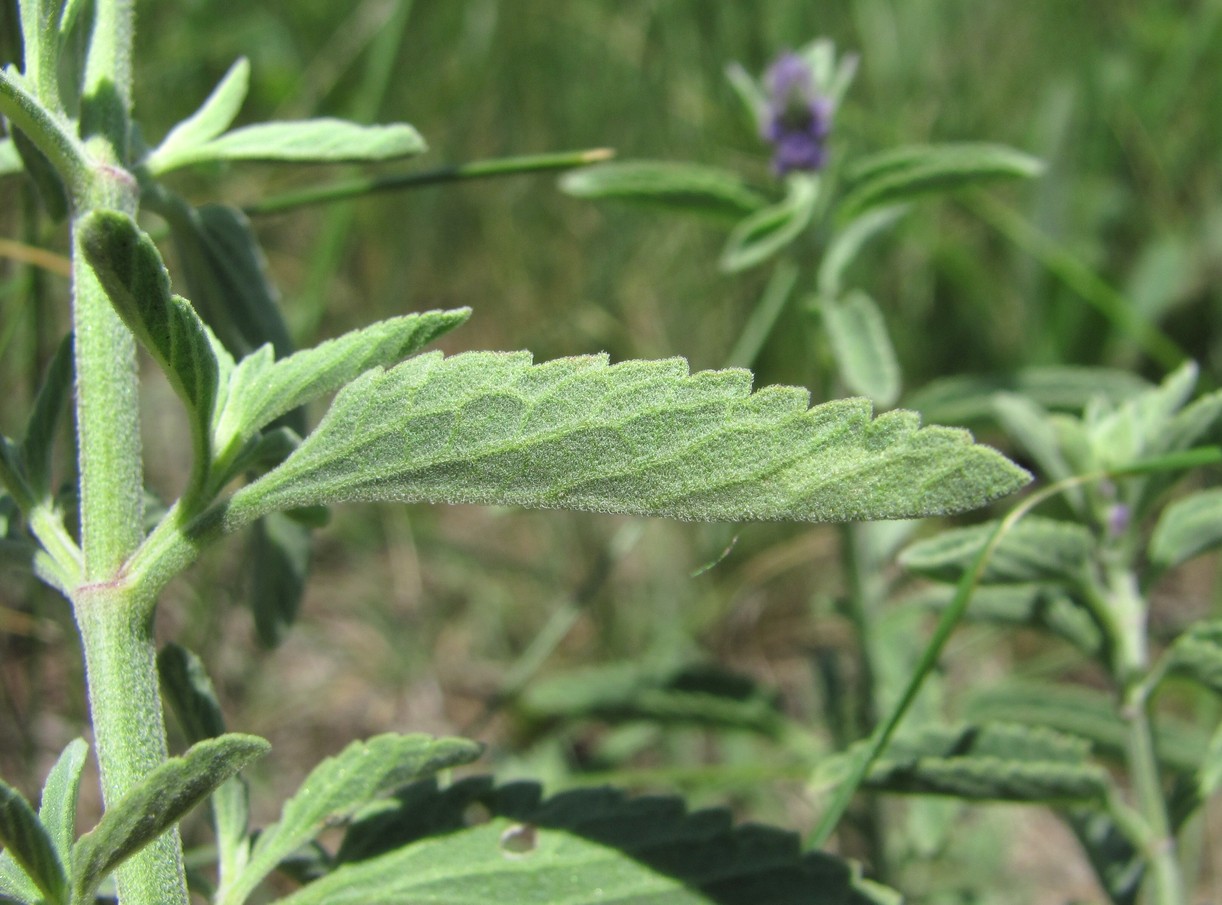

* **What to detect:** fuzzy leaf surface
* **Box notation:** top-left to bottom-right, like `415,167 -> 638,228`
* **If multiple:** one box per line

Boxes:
0,780 -> 64,904
819,290 -> 900,406
214,308 -> 470,459
839,143 -> 1043,220
149,119 -> 425,171
1149,489 -> 1222,574
856,722 -> 1109,803
291,778 -> 891,905
559,161 -> 770,222
900,516 -> 1093,585
37,740 -> 89,881
220,734 -> 481,905
1166,622 -> 1222,696
71,734 -> 269,904
225,352 -> 1029,529
720,174 -> 819,272
146,58 -> 251,173
79,211 -> 219,470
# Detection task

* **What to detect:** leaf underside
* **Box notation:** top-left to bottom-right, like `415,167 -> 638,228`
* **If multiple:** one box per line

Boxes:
228,351 -> 1030,529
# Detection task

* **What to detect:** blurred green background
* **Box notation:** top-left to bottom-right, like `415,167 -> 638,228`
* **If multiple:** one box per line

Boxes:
2,1 -> 1221,901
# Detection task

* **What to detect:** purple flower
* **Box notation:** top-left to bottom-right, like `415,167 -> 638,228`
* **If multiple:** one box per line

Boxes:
762,53 -> 833,176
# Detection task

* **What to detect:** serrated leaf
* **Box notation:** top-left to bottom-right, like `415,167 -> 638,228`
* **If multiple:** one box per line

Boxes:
0,778 -> 66,904
147,58 -> 251,172
20,333 -> 74,499
900,516 -> 1093,585
819,290 -> 901,406
78,210 -> 220,475
1165,621 -> 1222,696
149,119 -> 425,173
559,161 -> 769,223
38,740 -> 89,880
214,308 -> 470,462
307,778 -> 891,905
223,351 -> 1029,530
1149,489 -> 1222,573
965,682 -> 1209,775
72,734 -> 269,904
248,511 -> 311,648
839,143 -> 1043,220
849,722 -> 1109,803
905,366 -> 1152,426
220,734 -> 481,905
720,173 -> 819,273
519,662 -> 786,738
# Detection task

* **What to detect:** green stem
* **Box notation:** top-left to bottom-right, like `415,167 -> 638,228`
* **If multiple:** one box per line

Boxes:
74,583 -> 187,904
243,147 -> 615,215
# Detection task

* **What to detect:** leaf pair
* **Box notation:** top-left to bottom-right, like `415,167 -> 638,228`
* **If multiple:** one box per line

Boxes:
0,735 -> 265,905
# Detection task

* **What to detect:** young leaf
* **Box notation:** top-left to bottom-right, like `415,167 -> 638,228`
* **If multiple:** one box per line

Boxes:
1087,361 -> 1198,470
0,778 -> 67,905
146,58 -> 251,170
78,210 -> 220,478
818,289 -> 901,406
302,778 -> 892,905
37,740 -> 89,879
900,516 -> 1093,585
820,722 -> 1109,803
71,734 -> 269,904
147,119 -> 426,174
720,173 -> 819,272
213,308 -> 470,462
1149,489 -> 1222,574
839,143 -> 1043,220
558,161 -> 770,223
220,734 -> 481,905
222,351 -> 1029,531
1165,622 -> 1222,696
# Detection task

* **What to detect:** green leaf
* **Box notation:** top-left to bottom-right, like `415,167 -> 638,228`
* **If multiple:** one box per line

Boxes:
161,201 -> 295,359
72,734 -> 269,904
816,204 -> 909,298
10,129 -> 68,221
992,393 -> 1079,489
720,173 -> 819,273
248,511 -> 311,648
1201,723 -> 1222,800
1165,621 -> 1222,696
148,119 -> 426,173
221,351 -> 1030,530
214,308 -> 470,464
905,366 -> 1152,426
965,682 -> 1210,775
158,643 -> 227,743
900,516 -> 1093,585
1149,489 -> 1222,573
38,740 -> 89,880
146,58 -> 251,172
1086,361 -> 1198,470
826,723 -> 1110,803
0,778 -> 66,904
18,0 -> 59,111
558,161 -> 770,223
818,289 -> 901,406
518,662 -> 786,738
78,210 -> 220,479
220,734 -> 481,905
839,143 -> 1044,220
20,333 -> 74,499
302,778 -> 892,905
1133,386 -> 1222,516
913,584 -> 1102,655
